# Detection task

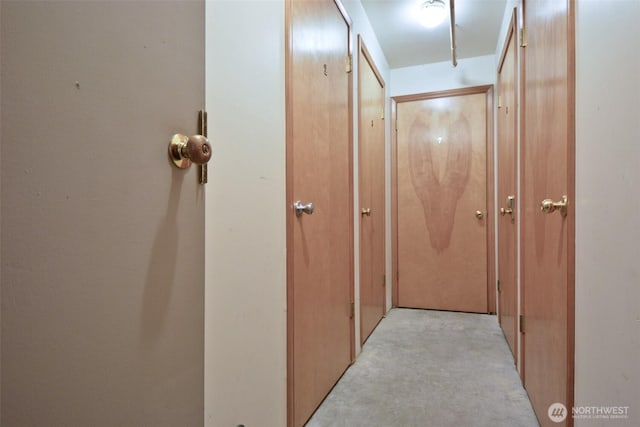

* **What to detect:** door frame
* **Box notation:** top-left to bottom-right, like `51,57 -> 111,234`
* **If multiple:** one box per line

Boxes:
285,0 -> 355,425
357,34 -> 386,344
391,85 -> 495,313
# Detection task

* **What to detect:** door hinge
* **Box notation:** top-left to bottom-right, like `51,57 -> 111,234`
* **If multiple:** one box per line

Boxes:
349,302 -> 355,319
382,274 -> 386,287
520,28 -> 527,48
198,110 -> 208,184
519,314 -> 525,334
497,279 -> 501,293
497,95 -> 503,109
381,109 -> 385,120
346,54 -> 353,73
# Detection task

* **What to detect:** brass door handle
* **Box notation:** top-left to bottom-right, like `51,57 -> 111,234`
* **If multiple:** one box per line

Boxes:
361,208 -> 371,217
540,195 -> 568,217
475,210 -> 484,219
500,195 -> 516,223
169,134 -> 212,169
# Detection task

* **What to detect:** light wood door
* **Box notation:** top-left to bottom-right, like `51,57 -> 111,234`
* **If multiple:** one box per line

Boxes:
1,2 -> 205,425
497,14 -> 518,361
396,89 -> 490,313
521,0 -> 575,425
286,1 -> 353,426
358,37 -> 386,345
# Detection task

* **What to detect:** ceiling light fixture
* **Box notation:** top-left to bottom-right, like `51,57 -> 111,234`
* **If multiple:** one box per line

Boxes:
417,0 -> 447,29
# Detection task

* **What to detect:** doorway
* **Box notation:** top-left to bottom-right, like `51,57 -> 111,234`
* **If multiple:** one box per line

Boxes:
392,86 -> 495,314
358,35 -> 386,345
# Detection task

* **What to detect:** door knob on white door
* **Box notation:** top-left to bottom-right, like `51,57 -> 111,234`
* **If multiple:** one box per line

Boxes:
294,201 -> 314,217
168,134 -> 212,169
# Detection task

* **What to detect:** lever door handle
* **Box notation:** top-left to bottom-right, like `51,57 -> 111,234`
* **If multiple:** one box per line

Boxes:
294,201 -> 314,217
500,195 -> 516,223
540,195 -> 568,217
169,134 -> 212,169
361,208 -> 372,217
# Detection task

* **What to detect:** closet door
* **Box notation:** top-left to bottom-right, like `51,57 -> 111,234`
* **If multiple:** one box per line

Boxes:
358,37 -> 386,345
497,12 -> 518,361
521,0 -> 575,425
286,0 -> 354,425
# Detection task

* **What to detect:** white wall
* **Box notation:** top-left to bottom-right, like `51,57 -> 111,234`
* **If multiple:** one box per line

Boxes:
342,0 -> 391,354
574,1 -> 640,425
204,1 -> 287,426
390,54 -> 496,97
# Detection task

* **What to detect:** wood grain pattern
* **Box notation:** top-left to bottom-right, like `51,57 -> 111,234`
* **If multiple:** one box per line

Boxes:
286,1 -> 354,426
358,36 -> 386,345
521,0 -> 575,425
497,11 -> 518,362
396,90 -> 488,313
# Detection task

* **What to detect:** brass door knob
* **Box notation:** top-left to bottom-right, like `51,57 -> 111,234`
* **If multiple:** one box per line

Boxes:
500,207 -> 513,216
475,210 -> 484,219
169,134 -> 212,169
540,195 -> 568,217
361,208 -> 372,217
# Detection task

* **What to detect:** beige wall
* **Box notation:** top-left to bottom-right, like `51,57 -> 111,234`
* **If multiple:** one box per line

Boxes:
204,1 -> 287,426
390,55 -> 497,97
574,1 -> 640,425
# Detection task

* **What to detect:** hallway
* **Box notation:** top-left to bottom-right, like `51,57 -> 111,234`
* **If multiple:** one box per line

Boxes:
307,309 -> 539,427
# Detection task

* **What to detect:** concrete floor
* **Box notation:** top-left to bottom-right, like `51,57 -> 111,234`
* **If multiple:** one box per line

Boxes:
306,308 -> 540,427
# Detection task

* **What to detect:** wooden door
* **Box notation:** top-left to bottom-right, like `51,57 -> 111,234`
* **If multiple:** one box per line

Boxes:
521,0 -> 575,425
395,88 -> 491,313
1,2 -> 205,425
497,12 -> 518,361
358,37 -> 386,345
286,1 -> 353,426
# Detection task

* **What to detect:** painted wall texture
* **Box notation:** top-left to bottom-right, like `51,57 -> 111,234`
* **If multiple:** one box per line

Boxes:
575,1 -> 640,425
390,55 -> 497,97
204,1 -> 287,426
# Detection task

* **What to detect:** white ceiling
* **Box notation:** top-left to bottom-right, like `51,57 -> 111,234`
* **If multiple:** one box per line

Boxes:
360,0 -> 507,69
